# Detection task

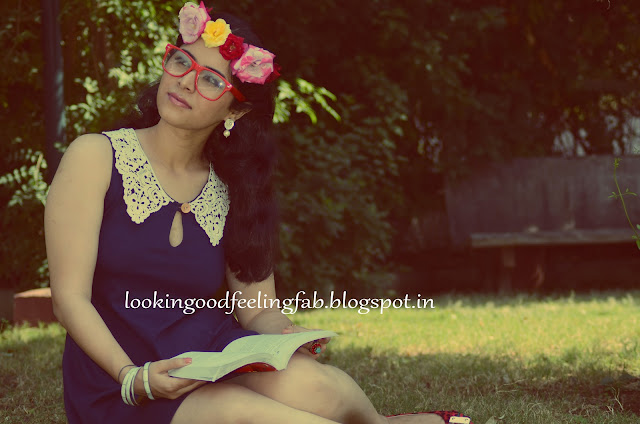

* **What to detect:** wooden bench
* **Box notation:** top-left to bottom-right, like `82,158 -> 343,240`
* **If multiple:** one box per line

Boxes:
470,229 -> 635,291
444,155 -> 640,291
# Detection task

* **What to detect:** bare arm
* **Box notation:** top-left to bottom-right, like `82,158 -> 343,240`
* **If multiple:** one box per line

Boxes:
227,270 -> 293,334
227,269 -> 330,357
46,134 -> 131,381
46,135 -> 199,398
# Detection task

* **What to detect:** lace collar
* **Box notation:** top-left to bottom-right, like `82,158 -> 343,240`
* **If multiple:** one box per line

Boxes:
104,128 -> 229,247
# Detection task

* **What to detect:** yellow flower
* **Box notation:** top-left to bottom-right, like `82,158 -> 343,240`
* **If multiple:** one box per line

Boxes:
201,19 -> 231,48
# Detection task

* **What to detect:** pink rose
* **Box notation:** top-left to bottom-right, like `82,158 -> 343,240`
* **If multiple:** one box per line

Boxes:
231,44 -> 276,84
178,1 -> 211,44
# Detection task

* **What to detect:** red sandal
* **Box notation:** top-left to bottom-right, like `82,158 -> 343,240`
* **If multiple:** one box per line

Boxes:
386,410 -> 473,424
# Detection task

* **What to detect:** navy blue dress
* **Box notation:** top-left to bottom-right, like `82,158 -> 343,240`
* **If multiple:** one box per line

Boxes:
62,128 -> 257,423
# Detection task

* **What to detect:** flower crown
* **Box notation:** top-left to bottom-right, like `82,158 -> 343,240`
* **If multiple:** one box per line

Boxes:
178,1 -> 281,85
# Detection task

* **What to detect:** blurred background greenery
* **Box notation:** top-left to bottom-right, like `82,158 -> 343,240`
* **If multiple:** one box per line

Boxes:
1,0 -> 639,296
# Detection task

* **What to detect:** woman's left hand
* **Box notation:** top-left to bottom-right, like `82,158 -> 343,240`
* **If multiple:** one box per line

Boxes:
281,324 -> 331,359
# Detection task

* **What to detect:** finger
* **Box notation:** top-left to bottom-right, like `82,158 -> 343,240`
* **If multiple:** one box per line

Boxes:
302,337 -> 329,348
151,372 -> 205,399
281,324 -> 295,334
154,357 -> 193,373
295,346 -> 316,357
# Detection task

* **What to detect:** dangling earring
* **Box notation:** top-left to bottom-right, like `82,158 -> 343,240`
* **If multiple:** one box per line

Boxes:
223,118 -> 235,138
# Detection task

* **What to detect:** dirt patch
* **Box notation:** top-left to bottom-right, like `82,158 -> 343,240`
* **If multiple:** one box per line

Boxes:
524,376 -> 640,417
618,381 -> 640,416
0,371 -> 18,399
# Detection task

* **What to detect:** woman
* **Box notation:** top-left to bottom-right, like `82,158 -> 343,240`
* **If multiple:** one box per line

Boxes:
45,3 -> 472,423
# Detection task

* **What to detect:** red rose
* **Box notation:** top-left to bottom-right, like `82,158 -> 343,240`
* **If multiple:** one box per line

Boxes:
220,34 -> 245,60
265,63 -> 282,83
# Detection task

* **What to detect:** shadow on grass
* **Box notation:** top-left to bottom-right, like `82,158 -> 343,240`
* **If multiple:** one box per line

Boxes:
323,346 -> 640,423
2,324 -> 639,423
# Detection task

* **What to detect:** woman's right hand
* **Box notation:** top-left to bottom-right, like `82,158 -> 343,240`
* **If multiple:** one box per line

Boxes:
134,357 -> 207,400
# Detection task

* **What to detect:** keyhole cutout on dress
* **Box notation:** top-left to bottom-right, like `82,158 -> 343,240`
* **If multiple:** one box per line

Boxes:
169,210 -> 184,247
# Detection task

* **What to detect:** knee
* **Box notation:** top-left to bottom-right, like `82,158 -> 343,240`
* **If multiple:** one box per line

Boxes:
230,354 -> 357,420
283,354 -> 336,385
279,354 -> 349,408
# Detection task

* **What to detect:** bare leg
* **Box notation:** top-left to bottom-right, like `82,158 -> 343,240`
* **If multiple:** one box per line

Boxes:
173,353 -> 445,424
232,354 -> 444,424
171,381 -> 341,424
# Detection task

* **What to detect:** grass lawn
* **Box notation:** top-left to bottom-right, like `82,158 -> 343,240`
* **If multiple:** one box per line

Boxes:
1,291 -> 639,423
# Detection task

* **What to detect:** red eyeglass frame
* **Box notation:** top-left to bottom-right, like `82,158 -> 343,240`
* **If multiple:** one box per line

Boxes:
162,44 -> 246,102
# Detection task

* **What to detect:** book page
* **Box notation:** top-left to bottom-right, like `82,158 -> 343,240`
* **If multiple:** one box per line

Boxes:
170,350 -> 263,381
223,331 -> 337,357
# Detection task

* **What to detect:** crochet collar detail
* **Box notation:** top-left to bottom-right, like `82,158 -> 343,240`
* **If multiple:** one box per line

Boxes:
104,128 -> 229,246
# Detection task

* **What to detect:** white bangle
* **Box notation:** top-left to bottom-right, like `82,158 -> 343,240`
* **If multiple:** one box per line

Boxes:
143,362 -> 155,400
120,366 -> 141,406
122,367 -> 135,406
120,367 -> 131,404
128,366 -> 141,406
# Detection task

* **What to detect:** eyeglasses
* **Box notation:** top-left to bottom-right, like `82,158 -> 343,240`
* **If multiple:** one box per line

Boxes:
162,44 -> 246,102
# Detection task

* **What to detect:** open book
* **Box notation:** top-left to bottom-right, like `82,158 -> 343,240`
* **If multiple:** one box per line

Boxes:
168,330 -> 337,382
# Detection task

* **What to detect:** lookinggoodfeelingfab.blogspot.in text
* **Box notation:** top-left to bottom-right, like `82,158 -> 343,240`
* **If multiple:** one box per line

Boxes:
124,290 -> 435,315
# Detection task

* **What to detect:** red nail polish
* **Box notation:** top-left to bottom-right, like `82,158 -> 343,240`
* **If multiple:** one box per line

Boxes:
185,358 -> 192,364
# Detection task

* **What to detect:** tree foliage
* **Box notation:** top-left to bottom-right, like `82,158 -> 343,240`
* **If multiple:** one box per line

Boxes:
2,0 -> 639,293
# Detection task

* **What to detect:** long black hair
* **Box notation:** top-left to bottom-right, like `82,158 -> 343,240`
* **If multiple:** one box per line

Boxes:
115,11 -> 279,283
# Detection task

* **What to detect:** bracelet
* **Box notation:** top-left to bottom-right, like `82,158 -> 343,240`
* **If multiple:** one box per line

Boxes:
309,342 -> 322,355
120,366 -> 142,406
143,362 -> 155,400
117,364 -> 135,384
121,366 -> 136,406
120,366 -> 133,405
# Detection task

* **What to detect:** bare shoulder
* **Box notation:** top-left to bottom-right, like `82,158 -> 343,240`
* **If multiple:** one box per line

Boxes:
51,133 -> 113,192
64,133 -> 113,161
